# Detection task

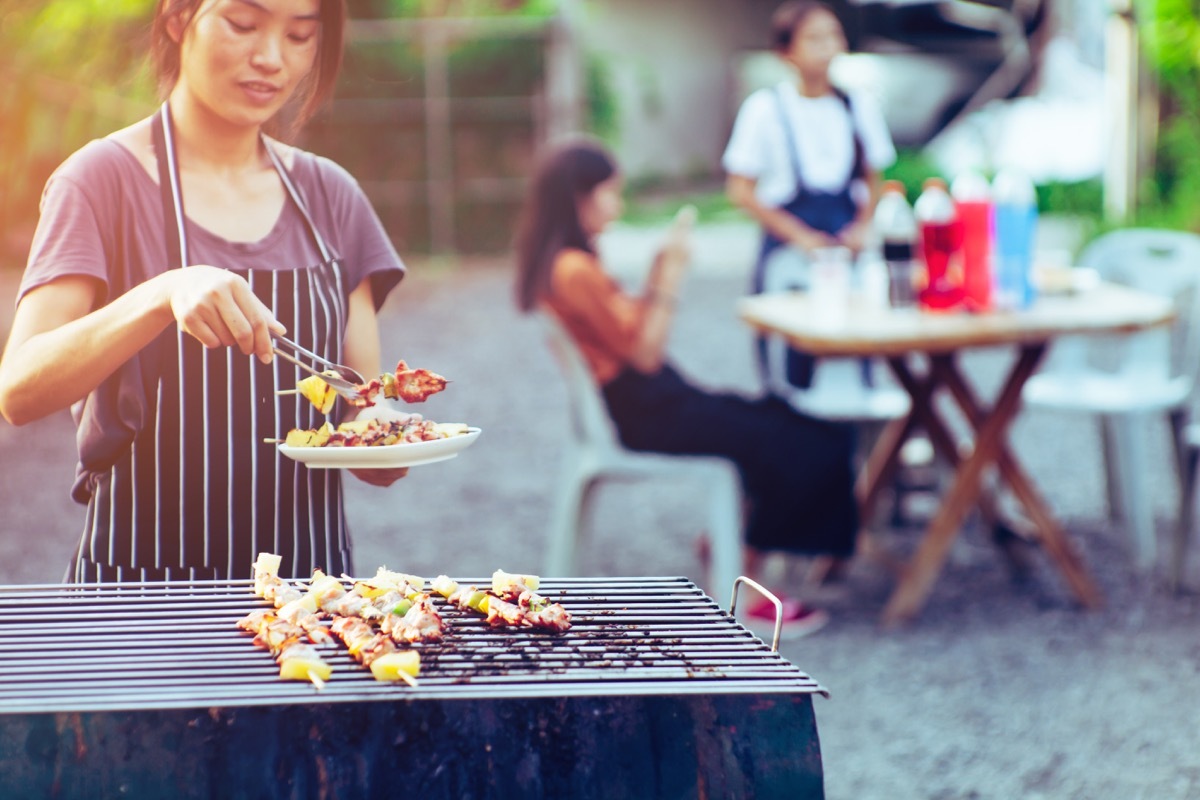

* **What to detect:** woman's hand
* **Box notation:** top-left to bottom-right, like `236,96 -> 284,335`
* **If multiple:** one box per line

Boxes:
836,219 -> 872,254
349,466 -> 409,487
165,266 -> 285,363
344,401 -> 410,488
790,226 -> 838,252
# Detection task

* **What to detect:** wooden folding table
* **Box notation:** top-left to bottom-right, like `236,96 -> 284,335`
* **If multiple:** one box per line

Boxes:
738,283 -> 1175,626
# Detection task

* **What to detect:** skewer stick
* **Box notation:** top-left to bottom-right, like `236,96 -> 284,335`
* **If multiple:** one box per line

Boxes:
277,389 -> 300,395
396,670 -> 419,688
263,438 -> 283,444
308,670 -> 327,691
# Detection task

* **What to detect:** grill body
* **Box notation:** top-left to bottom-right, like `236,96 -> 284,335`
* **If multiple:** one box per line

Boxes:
0,577 -> 825,799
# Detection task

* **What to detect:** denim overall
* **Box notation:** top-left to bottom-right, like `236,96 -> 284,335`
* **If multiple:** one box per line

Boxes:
752,87 -> 865,393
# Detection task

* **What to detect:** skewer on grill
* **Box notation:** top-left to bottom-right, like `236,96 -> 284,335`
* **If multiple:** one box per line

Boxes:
236,609 -> 333,688
431,570 -> 571,633
249,554 -> 425,685
302,570 -> 427,684
327,615 -> 420,687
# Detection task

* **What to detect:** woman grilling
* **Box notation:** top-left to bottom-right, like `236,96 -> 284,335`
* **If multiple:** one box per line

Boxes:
724,0 -> 895,396
0,0 -> 406,583
514,138 -> 859,638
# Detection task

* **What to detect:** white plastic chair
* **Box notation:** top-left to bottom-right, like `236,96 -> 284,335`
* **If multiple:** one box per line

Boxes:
784,358 -> 911,424
1021,228 -> 1200,572
539,314 -> 743,598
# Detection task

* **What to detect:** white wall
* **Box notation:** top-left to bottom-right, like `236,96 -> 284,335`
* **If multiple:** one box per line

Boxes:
579,0 -> 775,183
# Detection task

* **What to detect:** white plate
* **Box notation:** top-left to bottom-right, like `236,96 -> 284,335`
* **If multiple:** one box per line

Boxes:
278,428 -> 482,469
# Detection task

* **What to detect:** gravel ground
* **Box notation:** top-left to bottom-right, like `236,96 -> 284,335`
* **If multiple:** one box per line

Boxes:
2,226 -> 1200,799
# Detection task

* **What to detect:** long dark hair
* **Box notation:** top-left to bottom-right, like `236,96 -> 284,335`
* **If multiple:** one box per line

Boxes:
514,139 -> 617,312
150,0 -> 345,136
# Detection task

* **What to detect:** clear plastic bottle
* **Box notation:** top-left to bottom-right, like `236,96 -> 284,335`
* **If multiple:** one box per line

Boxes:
951,171 -> 993,312
872,180 -> 918,308
914,177 -> 964,311
992,169 -> 1039,311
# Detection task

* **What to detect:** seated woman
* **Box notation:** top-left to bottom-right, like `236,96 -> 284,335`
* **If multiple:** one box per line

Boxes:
513,138 -> 859,637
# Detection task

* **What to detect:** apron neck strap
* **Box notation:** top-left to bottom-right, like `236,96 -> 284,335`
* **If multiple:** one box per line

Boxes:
151,101 -> 333,269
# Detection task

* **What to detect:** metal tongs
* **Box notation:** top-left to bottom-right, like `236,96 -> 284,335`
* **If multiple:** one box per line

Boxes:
271,333 -> 366,401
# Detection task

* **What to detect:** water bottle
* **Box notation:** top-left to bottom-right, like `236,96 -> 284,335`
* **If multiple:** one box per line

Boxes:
992,169 -> 1039,311
914,177 -> 964,312
951,171 -> 993,313
873,180 -> 918,308
857,248 -> 891,312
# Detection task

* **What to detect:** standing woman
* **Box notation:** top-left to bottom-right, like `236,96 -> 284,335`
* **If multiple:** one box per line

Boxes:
724,0 -> 895,395
0,0 -> 407,582
515,139 -> 859,637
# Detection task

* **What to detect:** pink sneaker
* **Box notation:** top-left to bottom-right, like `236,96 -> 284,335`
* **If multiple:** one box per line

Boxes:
741,595 -> 829,640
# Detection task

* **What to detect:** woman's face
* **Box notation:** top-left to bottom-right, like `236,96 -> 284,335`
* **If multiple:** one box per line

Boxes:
172,0 -> 321,128
783,8 -> 846,80
578,174 -> 624,238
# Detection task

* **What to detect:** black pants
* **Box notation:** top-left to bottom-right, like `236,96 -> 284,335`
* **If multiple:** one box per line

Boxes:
603,364 -> 858,557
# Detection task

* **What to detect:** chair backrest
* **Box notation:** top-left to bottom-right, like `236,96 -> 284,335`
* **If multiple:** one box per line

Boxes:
539,313 -> 624,451
1075,228 -> 1200,384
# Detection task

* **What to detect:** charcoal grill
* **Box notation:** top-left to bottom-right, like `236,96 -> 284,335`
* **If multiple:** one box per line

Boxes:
0,576 -> 826,799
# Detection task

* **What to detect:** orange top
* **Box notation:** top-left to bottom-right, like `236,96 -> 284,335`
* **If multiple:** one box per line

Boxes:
543,248 -> 654,385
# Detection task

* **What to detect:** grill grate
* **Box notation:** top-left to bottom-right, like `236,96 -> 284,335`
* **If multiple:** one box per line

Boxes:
0,577 -> 825,713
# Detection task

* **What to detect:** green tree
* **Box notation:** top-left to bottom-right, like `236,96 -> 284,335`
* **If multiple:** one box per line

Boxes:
1136,0 -> 1200,229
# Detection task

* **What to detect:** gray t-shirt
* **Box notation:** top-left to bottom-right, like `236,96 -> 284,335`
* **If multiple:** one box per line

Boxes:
19,137 -> 405,502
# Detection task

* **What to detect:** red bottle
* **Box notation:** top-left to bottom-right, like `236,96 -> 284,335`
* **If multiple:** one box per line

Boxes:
951,171 -> 992,312
914,177 -> 964,311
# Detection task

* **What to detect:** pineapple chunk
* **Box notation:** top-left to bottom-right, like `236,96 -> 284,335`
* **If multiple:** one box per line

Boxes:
433,422 -> 470,438
252,553 -> 282,596
337,419 -> 375,435
277,593 -> 319,617
279,658 -> 333,683
296,375 -> 337,415
431,574 -> 459,598
284,428 -> 318,447
492,569 -> 540,595
369,651 -> 421,682
312,422 -> 335,447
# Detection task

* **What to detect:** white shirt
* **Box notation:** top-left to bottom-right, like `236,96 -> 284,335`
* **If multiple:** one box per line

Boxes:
722,81 -> 896,207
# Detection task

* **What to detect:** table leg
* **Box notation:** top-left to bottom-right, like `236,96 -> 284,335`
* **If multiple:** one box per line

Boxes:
856,410 -> 918,520
880,347 -> 1048,627
931,351 -> 1103,610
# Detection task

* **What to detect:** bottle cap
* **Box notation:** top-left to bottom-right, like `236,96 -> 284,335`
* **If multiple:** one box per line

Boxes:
922,177 -> 948,191
951,171 -> 991,201
882,180 -> 906,195
992,169 -> 1037,205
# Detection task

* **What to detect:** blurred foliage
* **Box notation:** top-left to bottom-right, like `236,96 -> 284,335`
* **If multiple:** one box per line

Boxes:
585,55 -> 619,144
882,149 -> 945,204
622,186 -> 739,227
0,0 -> 156,268
0,0 -> 562,261
1135,0 -> 1200,230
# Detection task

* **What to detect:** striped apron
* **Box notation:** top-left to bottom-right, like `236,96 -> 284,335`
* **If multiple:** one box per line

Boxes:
69,104 -> 353,583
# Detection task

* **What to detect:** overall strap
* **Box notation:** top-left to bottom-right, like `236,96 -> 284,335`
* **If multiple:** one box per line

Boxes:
773,86 -> 867,192
773,86 -> 807,193
152,103 -> 188,270
831,87 -> 867,181
263,142 -> 333,264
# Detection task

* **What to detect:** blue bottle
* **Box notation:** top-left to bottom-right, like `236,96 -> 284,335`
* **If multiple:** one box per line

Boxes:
991,169 -> 1038,311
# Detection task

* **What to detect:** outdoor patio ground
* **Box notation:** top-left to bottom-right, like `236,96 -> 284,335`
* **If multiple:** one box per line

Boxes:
2,221 -> 1199,799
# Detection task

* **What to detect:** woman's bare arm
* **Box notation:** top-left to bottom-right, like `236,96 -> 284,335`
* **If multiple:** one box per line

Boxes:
0,267 -> 282,426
